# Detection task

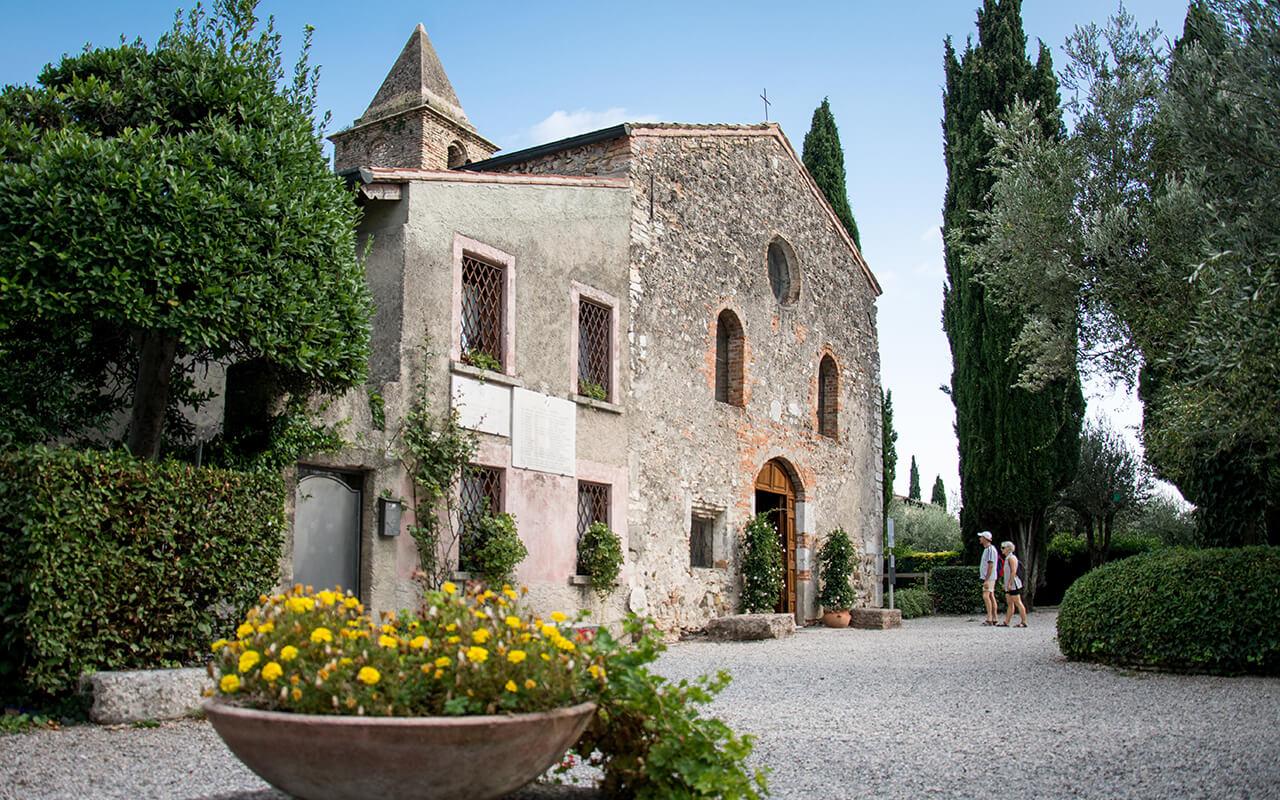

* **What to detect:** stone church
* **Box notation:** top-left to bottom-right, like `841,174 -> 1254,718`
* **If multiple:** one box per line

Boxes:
289,24 -> 884,631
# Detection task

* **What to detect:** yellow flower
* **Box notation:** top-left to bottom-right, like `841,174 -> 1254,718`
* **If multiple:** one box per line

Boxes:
290,687 -> 303,702
474,610 -> 489,620
507,650 -> 527,664
317,590 -> 337,607
257,622 -> 275,635
434,656 -> 451,668
550,611 -> 568,623
472,628 -> 491,644
378,635 -> 399,649
445,623 -> 457,632
380,624 -> 397,635
504,616 -> 522,629
433,669 -> 444,680
236,622 -> 255,639
503,586 -> 518,600
466,646 -> 489,663
556,638 -> 576,652
357,666 -> 381,686
505,680 -> 518,693
540,624 -> 558,638
447,635 -> 461,644
541,653 -> 551,661
409,635 -> 428,649
261,662 -> 283,682
210,639 -> 229,653
310,627 -> 333,644
481,589 -> 496,600
339,657 -> 354,666
286,596 -> 315,614
524,679 -> 537,690
278,645 -> 298,662
442,581 -> 458,595
219,674 -> 240,693
588,664 -> 606,681
238,650 -> 261,673
343,596 -> 360,610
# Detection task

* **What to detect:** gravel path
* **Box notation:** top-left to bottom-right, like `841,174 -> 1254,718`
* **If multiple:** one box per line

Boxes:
2,610 -> 1277,799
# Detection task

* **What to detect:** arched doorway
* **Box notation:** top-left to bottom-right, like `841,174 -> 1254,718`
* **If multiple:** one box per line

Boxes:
755,459 -> 798,615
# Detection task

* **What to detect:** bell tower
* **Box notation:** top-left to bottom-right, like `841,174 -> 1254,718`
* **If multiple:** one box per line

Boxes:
330,24 -> 498,171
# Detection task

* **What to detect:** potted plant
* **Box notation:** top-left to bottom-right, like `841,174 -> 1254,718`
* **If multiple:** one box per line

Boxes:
740,513 -> 783,613
577,520 -> 623,598
204,583 -> 601,800
817,528 -> 856,628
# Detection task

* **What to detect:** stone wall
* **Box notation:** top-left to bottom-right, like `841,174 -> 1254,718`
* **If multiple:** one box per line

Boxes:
332,107 -> 497,172
482,136 -> 632,178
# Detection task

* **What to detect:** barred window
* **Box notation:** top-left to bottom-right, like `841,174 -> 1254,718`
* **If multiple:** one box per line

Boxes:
577,299 -> 612,400
459,465 -> 502,573
715,310 -> 744,407
576,481 -> 610,575
461,255 -> 505,370
818,355 -> 839,438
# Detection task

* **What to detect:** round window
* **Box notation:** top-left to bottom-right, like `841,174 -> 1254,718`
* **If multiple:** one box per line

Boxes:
767,237 -> 800,305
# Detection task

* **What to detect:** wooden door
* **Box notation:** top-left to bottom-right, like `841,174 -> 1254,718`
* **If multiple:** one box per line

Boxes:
755,460 -> 797,615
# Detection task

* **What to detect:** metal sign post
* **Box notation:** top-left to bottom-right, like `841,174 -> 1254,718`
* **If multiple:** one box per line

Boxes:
887,518 -> 896,610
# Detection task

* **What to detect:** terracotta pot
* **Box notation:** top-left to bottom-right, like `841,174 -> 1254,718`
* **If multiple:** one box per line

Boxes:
822,609 -> 852,628
204,698 -> 596,800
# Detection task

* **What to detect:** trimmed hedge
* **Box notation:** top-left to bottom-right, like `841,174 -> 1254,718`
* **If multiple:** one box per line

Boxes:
893,549 -> 962,574
1040,532 -> 1163,605
928,565 -> 983,614
894,587 -> 933,619
0,447 -> 286,697
1057,547 -> 1280,675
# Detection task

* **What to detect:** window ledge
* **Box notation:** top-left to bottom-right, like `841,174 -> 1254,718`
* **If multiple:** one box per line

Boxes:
450,361 -> 523,387
568,575 -> 594,587
573,394 -> 623,414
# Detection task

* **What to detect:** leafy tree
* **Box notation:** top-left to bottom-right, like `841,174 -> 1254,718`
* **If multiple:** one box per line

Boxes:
963,1 -> 1280,544
1059,419 -> 1149,568
931,475 -> 947,510
908,456 -> 921,502
881,389 -> 898,517
1120,494 -> 1198,548
888,499 -> 963,554
0,1 -> 371,459
941,0 -> 1084,602
802,97 -> 861,248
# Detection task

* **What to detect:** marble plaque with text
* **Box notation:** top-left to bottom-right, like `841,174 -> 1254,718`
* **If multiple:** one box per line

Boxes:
450,374 -> 511,437
511,387 -> 576,476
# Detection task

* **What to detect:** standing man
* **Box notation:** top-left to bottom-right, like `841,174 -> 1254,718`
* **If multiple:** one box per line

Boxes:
978,531 -> 999,625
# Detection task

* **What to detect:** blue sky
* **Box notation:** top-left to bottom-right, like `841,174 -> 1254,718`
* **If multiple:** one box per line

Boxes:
3,1 -> 1192,502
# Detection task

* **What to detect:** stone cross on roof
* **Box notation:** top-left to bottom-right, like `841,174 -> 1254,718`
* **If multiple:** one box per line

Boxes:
357,23 -> 475,133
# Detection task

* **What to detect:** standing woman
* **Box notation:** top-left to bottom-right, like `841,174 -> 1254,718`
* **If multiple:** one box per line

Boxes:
998,541 -> 1028,628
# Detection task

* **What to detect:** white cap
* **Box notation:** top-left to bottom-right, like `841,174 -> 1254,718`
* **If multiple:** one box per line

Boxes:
977,531 -> 993,541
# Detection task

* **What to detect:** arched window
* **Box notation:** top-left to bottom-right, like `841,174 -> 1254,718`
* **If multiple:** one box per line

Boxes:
766,236 -> 801,305
818,355 -> 839,438
447,141 -> 467,169
715,310 -> 745,407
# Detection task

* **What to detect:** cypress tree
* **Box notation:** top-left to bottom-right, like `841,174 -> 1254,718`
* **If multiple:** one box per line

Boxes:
802,98 -> 862,248
941,0 -> 1083,603
931,476 -> 947,510
908,456 -> 921,502
881,389 -> 898,518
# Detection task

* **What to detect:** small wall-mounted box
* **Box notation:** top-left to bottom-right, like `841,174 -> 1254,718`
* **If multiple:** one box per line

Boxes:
378,498 -> 402,538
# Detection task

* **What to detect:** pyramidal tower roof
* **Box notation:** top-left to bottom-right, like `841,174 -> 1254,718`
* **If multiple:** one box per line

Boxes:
357,24 -> 475,132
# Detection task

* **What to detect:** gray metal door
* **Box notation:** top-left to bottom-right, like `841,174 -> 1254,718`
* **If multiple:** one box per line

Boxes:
293,470 -> 361,594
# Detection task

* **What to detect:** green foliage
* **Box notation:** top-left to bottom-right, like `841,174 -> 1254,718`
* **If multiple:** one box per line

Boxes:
573,617 -> 768,799
739,514 -> 783,613
1059,418 -> 1150,567
1041,529 -> 1164,605
941,0 -> 1084,600
893,550 -> 962,575
399,385 -> 477,587
881,389 -> 898,518
816,529 -> 856,611
465,512 -> 527,587
931,475 -> 947,510
367,390 -> 386,431
0,711 -> 57,735
908,456 -> 921,501
0,1 -> 371,458
204,399 -> 346,473
888,499 -> 962,553
578,379 -> 608,401
801,97 -> 861,248
462,348 -> 502,373
894,587 -> 933,619
928,566 -> 983,615
578,521 -> 623,598
1057,546 -> 1280,674
0,447 -> 285,699
1121,494 -> 1198,547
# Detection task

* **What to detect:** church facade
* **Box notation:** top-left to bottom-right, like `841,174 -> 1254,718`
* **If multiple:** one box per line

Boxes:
288,25 -> 884,631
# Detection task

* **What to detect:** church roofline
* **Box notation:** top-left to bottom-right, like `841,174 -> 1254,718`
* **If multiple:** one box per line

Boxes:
339,165 -> 629,190
465,122 -> 881,296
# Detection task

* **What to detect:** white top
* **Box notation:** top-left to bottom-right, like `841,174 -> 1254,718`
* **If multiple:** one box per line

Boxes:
979,544 -> 999,581
1004,554 -> 1023,591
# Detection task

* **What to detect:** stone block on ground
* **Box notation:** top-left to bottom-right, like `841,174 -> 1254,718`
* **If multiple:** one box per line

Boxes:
81,667 -> 209,725
704,613 -> 796,641
850,608 -> 902,629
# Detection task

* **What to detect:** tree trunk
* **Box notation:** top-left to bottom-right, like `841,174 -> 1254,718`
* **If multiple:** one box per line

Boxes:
1100,513 -> 1115,565
1014,512 -> 1047,610
126,330 -> 179,460
1085,515 -> 1100,570
1266,504 -> 1280,547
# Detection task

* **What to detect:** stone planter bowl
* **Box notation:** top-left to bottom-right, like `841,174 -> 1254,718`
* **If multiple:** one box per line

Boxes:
204,698 -> 597,800
821,609 -> 852,628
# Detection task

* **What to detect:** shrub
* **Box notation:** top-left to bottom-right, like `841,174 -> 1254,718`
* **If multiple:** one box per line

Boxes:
739,513 -> 782,613
1041,530 -> 1164,605
212,583 -> 598,716
817,528 -> 856,611
928,565 -> 982,614
467,512 -> 527,586
1057,547 -> 1280,674
572,617 -> 768,799
893,549 -> 962,574
578,521 -> 623,598
0,447 -> 284,698
887,499 -> 962,552
894,587 -> 933,619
